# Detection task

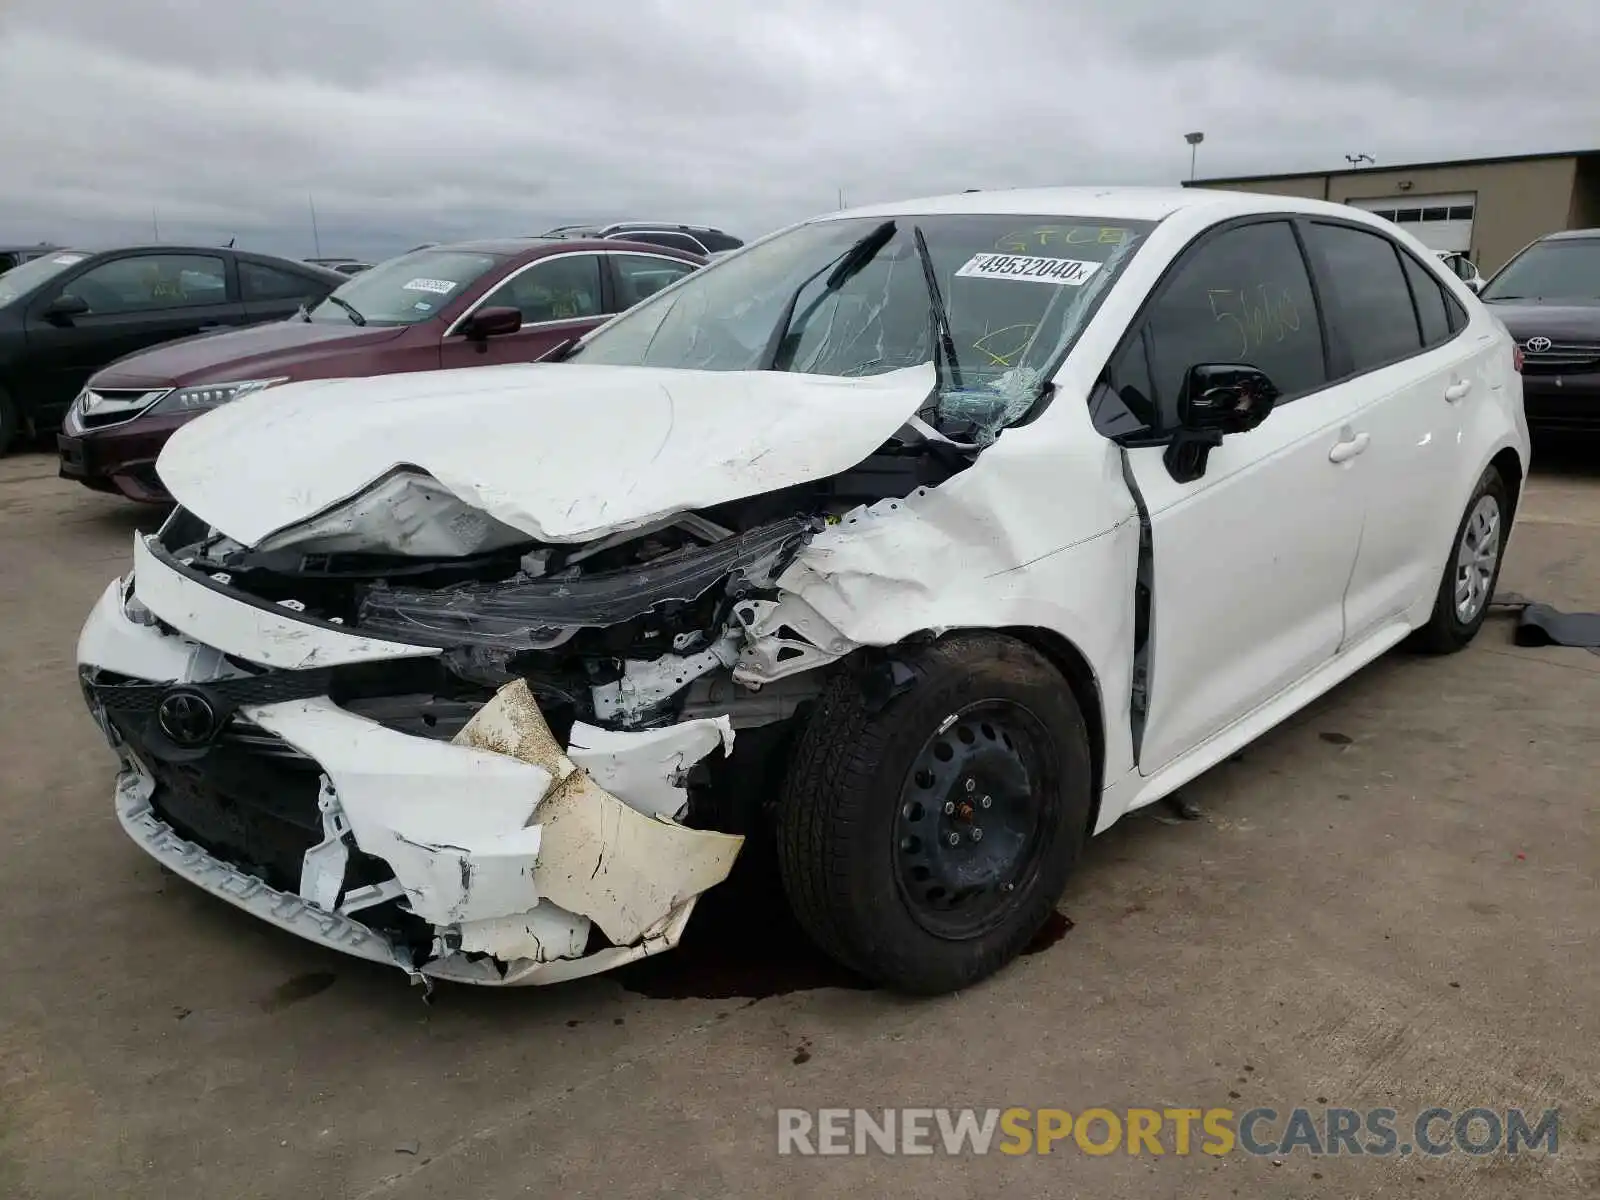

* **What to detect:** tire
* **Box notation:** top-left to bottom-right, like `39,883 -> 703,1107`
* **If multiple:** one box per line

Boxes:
775,633 -> 1092,994
0,387 -> 18,457
1411,466 -> 1509,654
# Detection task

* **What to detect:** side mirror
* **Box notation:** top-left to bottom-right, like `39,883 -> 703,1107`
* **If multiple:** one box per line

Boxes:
1164,363 -> 1280,484
44,293 -> 90,323
1466,278 -> 1483,295
459,305 -> 522,341
1178,363 -> 1279,434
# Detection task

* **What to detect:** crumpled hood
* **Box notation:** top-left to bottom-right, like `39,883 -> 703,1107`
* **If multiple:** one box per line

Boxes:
157,361 -> 935,545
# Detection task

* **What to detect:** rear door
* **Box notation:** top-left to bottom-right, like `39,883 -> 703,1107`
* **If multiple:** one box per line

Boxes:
22,251 -> 244,420
239,258 -> 339,324
1109,218 -> 1368,773
439,252 -> 606,367
1299,221 -> 1486,643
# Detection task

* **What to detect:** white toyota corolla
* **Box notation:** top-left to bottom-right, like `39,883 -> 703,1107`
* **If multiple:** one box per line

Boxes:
77,187 -> 1528,994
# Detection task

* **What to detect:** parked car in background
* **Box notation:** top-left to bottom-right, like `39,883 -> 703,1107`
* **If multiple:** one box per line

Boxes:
77,188 -> 1526,994
1476,228 -> 1600,432
306,257 -> 373,276
1436,250 -> 1484,292
0,246 -> 344,453
0,243 -> 63,273
57,237 -> 703,499
542,221 -> 744,257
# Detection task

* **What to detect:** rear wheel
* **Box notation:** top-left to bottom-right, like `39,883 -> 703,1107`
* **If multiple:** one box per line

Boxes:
0,387 -> 19,457
776,633 -> 1092,994
1412,466 -> 1509,653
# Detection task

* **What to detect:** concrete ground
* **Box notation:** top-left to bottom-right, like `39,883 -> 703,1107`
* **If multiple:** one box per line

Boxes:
1,441 -> 1596,1200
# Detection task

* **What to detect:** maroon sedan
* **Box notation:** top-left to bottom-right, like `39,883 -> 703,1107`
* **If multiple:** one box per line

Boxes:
58,237 -> 703,502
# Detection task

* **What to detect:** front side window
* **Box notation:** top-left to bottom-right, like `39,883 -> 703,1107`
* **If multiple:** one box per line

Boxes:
1480,238 -> 1600,303
477,255 -> 602,324
307,249 -> 502,326
611,253 -> 697,309
1303,222 -> 1422,373
63,254 -> 227,315
1134,220 -> 1326,429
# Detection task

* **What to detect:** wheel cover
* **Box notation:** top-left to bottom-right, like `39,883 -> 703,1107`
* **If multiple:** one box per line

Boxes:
892,700 -> 1055,940
1454,493 -> 1501,623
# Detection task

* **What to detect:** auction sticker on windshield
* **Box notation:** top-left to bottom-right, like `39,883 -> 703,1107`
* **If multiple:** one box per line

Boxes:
955,253 -> 1101,286
402,278 -> 457,294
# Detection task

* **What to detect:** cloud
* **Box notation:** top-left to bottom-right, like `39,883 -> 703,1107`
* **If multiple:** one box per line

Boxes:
3,0 -> 1598,262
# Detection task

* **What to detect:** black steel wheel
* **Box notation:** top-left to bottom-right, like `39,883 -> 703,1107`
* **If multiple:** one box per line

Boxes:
777,632 -> 1093,994
893,701 -> 1057,940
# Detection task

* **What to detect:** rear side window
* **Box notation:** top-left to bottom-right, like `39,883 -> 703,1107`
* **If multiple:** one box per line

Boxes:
1399,253 -> 1452,348
1139,220 -> 1326,429
610,253 -> 697,309
241,261 -> 322,303
1304,223 -> 1421,373
617,231 -> 707,255
695,231 -> 743,253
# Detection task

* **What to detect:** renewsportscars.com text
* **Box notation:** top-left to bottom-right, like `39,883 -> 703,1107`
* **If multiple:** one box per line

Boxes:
776,1106 -> 1561,1157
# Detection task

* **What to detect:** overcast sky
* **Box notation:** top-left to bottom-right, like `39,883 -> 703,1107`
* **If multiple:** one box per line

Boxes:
3,0 -> 1597,263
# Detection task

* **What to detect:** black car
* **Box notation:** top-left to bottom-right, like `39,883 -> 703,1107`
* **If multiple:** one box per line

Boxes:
541,221 -> 744,256
1478,228 -> 1600,433
0,246 -> 345,453
0,244 -> 64,272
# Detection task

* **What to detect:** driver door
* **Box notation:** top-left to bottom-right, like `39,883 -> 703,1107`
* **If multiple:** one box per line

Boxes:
1110,218 -> 1368,773
440,253 -> 606,368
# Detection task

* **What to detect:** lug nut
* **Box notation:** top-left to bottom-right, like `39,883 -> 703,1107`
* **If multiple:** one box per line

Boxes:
980,795 -> 992,809
943,801 -> 955,815
971,828 -> 984,842
965,778 -> 976,793
947,832 -> 961,846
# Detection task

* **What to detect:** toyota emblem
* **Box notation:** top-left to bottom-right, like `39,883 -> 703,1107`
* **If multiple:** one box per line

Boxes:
1524,336 -> 1553,354
156,689 -> 219,748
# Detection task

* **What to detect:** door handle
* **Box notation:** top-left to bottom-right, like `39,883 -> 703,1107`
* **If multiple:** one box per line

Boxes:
1444,380 -> 1472,402
1328,431 -> 1370,463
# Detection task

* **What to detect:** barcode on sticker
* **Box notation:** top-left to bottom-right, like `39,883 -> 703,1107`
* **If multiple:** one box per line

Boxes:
402,278 -> 456,294
955,253 -> 1100,286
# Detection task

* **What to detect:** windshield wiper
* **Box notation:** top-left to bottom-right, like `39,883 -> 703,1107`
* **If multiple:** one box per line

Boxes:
762,220 -> 897,370
325,295 -> 367,326
912,224 -> 962,390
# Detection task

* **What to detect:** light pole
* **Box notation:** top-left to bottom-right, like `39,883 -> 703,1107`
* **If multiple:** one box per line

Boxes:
1185,131 -> 1205,182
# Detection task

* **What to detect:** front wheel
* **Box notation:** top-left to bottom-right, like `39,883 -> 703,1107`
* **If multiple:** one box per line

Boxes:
776,633 -> 1092,994
1412,466 -> 1509,654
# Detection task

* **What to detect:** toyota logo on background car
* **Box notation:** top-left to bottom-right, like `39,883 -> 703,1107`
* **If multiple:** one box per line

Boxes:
1524,336 -> 1553,354
156,689 -> 220,748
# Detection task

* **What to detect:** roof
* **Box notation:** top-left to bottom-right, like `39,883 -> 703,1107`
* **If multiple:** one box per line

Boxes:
1541,227 -> 1600,241
817,185 -> 1326,223
1186,147 -> 1600,187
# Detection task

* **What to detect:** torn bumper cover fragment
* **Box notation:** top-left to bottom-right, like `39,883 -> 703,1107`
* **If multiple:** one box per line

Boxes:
84,577 -> 743,986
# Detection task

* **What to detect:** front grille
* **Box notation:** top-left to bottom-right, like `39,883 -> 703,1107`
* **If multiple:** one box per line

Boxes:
77,388 -> 169,430
113,710 -> 323,891
1520,340 -> 1600,373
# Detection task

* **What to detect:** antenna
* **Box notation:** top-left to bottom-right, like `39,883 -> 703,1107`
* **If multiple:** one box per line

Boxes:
151,206 -> 160,242
308,194 -> 323,257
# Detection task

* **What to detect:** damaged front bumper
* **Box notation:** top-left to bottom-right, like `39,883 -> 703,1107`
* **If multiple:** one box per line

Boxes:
80,563 -> 745,987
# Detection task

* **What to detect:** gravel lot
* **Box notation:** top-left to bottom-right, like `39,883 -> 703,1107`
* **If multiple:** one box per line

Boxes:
2,442 -> 1596,1199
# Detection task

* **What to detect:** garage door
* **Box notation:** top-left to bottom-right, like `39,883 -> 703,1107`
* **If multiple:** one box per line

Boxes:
1345,193 -> 1475,255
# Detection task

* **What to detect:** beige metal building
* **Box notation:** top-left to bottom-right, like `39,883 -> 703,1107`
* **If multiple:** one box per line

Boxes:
1185,148 -> 1600,274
